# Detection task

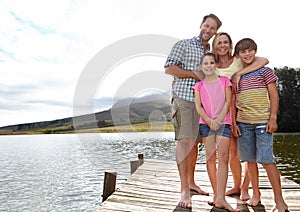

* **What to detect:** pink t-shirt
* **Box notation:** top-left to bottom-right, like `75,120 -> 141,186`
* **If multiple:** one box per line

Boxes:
193,76 -> 232,124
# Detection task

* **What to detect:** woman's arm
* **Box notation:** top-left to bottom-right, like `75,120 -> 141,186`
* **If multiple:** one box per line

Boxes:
230,91 -> 241,137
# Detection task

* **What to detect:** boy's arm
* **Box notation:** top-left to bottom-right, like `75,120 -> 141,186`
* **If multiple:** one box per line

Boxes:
266,82 -> 279,133
194,90 -> 218,130
231,56 -> 269,91
165,65 -> 204,81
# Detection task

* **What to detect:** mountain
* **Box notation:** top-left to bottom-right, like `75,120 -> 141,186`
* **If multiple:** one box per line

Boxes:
0,93 -> 172,134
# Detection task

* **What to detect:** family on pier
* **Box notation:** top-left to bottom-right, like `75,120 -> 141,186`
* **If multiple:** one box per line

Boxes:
164,13 -> 289,212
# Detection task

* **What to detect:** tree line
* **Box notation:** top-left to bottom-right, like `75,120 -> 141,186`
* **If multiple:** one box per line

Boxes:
275,67 -> 299,132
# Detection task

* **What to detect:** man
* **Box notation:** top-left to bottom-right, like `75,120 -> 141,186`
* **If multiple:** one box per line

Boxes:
164,14 -> 222,209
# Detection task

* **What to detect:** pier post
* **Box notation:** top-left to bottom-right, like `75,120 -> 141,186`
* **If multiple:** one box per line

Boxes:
102,172 -> 116,202
138,153 -> 144,165
130,154 -> 144,174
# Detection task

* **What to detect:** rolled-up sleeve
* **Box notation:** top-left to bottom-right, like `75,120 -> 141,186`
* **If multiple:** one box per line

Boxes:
164,40 -> 186,68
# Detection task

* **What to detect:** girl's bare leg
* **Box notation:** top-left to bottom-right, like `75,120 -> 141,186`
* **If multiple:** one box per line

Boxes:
215,136 -> 240,212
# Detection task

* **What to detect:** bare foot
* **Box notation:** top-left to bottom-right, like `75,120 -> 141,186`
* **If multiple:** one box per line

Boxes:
246,198 -> 261,207
225,187 -> 241,196
178,200 -> 192,209
272,201 -> 289,212
189,185 -> 209,196
215,199 -> 240,212
207,195 -> 216,206
240,189 -> 250,201
178,190 -> 192,209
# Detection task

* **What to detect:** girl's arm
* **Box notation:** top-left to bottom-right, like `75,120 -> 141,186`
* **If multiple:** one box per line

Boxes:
231,56 -> 269,90
215,86 -> 232,124
194,89 -> 218,130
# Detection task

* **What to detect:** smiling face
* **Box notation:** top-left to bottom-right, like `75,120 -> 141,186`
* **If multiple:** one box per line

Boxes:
200,54 -> 217,77
213,33 -> 233,57
234,38 -> 258,67
200,17 -> 219,42
236,49 -> 256,66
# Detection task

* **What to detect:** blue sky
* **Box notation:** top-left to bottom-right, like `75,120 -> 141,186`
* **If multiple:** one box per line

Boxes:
1,0 -> 299,127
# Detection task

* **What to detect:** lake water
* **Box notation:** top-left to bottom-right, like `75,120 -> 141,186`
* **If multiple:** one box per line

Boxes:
0,132 -> 299,211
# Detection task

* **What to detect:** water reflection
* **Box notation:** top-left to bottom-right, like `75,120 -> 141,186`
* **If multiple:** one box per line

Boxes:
0,132 -> 298,211
273,133 -> 300,184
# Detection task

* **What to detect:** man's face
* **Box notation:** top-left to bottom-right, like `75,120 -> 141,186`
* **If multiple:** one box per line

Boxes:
200,17 -> 218,42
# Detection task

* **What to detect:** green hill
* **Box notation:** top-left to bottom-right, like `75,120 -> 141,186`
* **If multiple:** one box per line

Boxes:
0,94 -> 172,135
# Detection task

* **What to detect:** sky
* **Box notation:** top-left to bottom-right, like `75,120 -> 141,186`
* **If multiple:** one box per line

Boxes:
1,0 -> 299,127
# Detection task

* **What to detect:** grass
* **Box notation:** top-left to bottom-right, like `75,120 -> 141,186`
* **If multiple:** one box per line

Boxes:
74,122 -> 174,133
0,121 -> 175,135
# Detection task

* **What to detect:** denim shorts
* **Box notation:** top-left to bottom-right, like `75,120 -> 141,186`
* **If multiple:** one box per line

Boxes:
199,124 -> 231,138
238,122 -> 275,164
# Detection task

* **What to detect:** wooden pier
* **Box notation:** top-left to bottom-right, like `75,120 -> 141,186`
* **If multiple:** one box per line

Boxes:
97,159 -> 300,211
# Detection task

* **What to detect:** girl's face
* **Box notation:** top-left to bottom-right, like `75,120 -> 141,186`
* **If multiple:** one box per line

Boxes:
214,34 -> 231,56
200,55 -> 216,76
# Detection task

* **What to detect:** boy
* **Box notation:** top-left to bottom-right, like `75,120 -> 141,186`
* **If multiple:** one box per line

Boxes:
231,38 -> 289,212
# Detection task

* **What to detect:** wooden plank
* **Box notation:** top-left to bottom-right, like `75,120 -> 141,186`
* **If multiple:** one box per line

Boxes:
97,159 -> 300,211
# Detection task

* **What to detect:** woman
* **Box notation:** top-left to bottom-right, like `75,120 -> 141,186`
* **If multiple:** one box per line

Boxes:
211,32 -> 269,201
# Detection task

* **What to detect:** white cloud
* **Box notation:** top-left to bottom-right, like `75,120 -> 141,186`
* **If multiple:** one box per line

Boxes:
0,0 -> 299,127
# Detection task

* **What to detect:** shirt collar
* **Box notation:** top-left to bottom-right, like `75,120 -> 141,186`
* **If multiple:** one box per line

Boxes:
193,36 -> 210,51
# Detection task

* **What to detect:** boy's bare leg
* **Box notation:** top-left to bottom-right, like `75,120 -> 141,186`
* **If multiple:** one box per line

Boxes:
263,164 -> 288,212
246,162 -> 261,206
240,163 -> 250,201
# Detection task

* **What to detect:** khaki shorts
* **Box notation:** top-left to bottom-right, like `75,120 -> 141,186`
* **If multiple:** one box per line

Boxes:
171,95 -> 200,141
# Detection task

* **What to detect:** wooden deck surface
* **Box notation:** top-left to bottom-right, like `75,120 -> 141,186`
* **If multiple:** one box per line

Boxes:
97,159 -> 300,211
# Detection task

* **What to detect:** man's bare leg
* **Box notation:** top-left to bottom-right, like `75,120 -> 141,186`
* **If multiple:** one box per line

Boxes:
176,137 -> 194,208
189,142 -> 209,195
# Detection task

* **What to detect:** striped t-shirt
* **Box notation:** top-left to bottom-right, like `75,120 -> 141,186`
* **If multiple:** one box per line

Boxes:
235,67 -> 278,123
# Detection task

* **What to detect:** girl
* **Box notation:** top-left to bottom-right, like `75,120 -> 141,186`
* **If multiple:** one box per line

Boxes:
193,52 -> 239,212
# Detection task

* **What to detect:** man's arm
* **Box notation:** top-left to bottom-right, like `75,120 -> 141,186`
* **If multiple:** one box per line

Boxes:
165,65 -> 204,81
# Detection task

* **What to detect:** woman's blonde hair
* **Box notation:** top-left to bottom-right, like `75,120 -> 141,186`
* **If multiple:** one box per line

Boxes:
212,32 -> 233,62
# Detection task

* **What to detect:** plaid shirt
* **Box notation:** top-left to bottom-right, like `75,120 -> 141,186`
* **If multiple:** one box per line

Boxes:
164,36 -> 208,102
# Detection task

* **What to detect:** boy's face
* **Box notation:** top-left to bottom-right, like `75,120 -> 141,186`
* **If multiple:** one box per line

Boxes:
236,49 -> 256,66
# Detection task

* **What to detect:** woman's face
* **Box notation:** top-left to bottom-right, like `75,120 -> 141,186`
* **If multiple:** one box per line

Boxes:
214,34 -> 231,57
